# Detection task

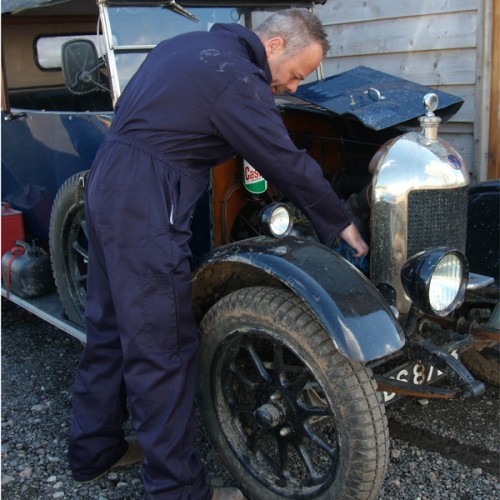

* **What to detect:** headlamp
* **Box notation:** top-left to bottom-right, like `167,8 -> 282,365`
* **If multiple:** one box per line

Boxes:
400,247 -> 468,316
258,203 -> 293,238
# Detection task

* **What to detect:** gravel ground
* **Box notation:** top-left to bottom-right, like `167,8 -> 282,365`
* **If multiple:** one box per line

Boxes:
2,299 -> 499,499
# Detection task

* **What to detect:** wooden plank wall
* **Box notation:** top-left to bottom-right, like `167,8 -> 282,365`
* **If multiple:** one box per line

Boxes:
488,0 -> 499,179
314,0 -> 494,181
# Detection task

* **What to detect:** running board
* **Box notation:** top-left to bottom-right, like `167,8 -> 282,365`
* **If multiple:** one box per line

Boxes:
1,287 -> 86,343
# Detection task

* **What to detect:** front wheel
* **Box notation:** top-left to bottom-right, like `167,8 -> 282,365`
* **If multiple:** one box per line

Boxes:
461,344 -> 500,387
197,286 -> 389,499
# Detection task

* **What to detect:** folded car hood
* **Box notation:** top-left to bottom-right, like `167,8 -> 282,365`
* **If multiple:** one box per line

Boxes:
107,1 -> 326,5
293,66 -> 464,131
2,0 -> 326,14
1,0 -> 68,14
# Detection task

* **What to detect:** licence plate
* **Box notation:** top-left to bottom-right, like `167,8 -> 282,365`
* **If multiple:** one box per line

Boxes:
381,349 -> 459,403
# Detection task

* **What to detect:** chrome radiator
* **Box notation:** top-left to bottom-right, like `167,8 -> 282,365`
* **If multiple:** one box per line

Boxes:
370,95 -> 470,313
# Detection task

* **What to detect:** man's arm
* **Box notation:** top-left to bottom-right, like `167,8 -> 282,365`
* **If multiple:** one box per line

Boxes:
211,76 -> 368,251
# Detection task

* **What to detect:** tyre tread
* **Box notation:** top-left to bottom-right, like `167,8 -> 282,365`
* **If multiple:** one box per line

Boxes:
198,285 -> 389,500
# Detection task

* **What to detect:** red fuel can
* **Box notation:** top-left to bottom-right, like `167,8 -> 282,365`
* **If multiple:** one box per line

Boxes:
1,203 -> 25,257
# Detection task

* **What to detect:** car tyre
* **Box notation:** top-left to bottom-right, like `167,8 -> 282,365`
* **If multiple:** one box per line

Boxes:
197,286 -> 389,500
49,171 -> 88,327
461,345 -> 500,387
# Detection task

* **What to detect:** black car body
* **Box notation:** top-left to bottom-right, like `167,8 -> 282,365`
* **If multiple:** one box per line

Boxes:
2,1 -> 499,498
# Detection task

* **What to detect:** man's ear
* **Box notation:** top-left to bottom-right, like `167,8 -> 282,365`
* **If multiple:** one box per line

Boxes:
263,36 -> 285,58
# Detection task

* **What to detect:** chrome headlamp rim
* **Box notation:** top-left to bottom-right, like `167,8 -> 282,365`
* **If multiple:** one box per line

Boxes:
400,247 -> 468,317
258,202 -> 293,239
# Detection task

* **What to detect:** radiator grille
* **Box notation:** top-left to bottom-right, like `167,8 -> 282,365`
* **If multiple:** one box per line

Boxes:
407,187 -> 468,258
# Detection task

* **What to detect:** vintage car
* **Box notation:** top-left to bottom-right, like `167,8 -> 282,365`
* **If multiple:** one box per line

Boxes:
2,0 -> 499,498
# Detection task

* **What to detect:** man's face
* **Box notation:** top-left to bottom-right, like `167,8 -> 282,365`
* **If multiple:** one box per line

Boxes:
264,37 -> 323,94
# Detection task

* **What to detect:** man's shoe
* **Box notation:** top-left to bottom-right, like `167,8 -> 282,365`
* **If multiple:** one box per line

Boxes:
212,487 -> 245,500
113,436 -> 144,468
77,436 -> 144,483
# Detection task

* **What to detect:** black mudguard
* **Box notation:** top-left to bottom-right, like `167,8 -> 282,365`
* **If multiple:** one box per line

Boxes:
193,236 -> 405,362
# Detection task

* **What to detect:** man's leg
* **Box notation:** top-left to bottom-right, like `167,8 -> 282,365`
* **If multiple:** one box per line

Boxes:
68,198 -> 129,481
119,256 -> 209,499
76,151 -> 210,498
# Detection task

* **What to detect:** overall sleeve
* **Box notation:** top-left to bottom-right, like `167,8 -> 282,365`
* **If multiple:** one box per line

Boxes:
210,77 -> 351,244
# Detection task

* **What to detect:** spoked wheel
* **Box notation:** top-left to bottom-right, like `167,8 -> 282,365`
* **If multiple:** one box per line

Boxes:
197,286 -> 389,499
49,171 -> 89,326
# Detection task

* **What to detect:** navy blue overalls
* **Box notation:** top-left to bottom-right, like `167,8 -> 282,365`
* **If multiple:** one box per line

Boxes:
68,23 -> 351,499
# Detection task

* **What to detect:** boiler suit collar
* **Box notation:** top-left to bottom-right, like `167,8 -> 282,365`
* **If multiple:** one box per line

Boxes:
209,23 -> 272,83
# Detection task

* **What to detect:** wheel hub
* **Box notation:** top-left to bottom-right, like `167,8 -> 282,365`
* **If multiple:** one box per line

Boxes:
254,392 -> 290,431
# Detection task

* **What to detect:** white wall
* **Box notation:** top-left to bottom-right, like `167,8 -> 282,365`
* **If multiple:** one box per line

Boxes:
314,0 -> 492,181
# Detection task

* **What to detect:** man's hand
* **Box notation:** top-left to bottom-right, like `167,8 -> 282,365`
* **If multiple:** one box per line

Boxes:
338,223 -> 369,257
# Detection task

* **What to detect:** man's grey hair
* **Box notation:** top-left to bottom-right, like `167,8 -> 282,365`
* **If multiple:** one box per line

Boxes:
254,9 -> 330,57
